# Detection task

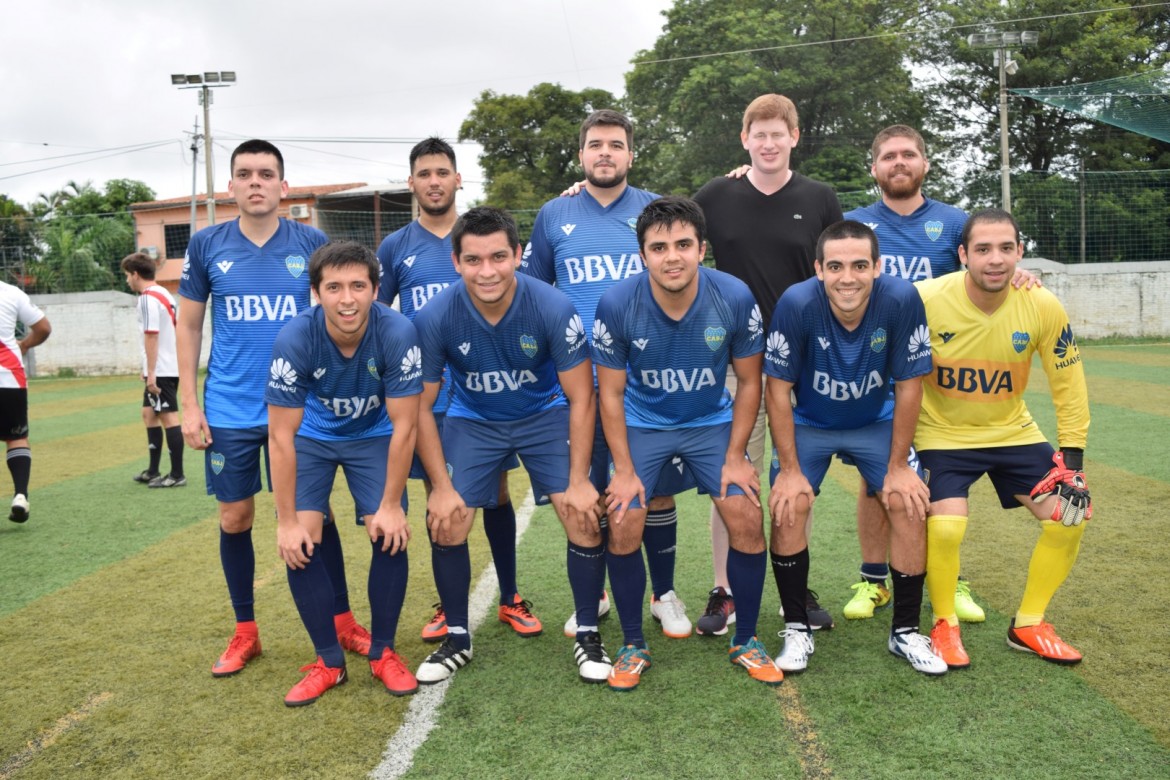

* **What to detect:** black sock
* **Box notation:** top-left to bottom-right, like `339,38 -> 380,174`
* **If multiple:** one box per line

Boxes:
164,426 -> 184,477
770,548 -> 809,627
6,448 -> 30,495
147,427 -> 163,474
890,566 -> 926,633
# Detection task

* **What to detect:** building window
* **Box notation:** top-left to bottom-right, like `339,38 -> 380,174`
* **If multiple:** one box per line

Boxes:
164,224 -> 191,259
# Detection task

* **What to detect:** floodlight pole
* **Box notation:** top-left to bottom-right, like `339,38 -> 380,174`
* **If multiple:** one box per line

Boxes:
171,71 -> 237,227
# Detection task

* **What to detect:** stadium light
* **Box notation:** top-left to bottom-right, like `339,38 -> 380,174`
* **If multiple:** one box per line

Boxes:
967,31 -> 1039,212
170,70 -> 238,226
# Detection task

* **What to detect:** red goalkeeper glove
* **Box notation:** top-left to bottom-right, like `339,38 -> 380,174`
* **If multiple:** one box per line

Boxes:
1030,449 -> 1091,526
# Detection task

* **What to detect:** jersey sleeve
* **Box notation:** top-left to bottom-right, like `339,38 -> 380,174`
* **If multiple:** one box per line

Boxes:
265,317 -> 315,409
414,305 -> 448,385
889,283 -> 932,381
379,311 -> 423,399
376,232 -> 401,307
763,290 -> 806,382
178,233 -> 210,303
1035,293 -> 1090,450
139,295 -> 163,334
590,286 -> 629,370
520,207 -> 555,284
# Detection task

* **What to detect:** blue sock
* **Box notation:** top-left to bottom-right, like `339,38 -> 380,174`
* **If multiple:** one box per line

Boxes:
861,562 -> 890,585
606,548 -> 646,648
643,507 -> 678,599
727,547 -> 767,646
368,539 -> 408,660
770,548 -> 810,629
286,550 -> 345,668
431,540 -> 471,650
318,518 -> 351,616
567,541 -> 606,635
219,528 -> 255,623
483,501 -> 517,605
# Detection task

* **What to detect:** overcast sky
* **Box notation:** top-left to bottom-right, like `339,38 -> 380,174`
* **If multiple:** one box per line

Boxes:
1,0 -> 674,209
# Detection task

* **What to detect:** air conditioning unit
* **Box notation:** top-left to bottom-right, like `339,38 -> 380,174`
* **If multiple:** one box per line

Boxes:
142,246 -> 160,261
289,204 -> 311,219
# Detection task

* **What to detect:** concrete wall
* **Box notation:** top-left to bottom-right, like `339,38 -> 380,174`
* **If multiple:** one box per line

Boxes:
23,259 -> 1170,377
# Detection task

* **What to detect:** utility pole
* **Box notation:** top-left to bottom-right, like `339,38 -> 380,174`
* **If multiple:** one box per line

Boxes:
171,72 -> 237,227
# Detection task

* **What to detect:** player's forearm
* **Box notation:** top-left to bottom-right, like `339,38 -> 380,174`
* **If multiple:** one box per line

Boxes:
566,391 -> 596,483
889,379 -> 923,469
176,310 -> 204,407
415,405 -> 451,490
144,333 -> 160,377
598,383 -> 634,472
382,415 -> 417,510
268,432 -> 300,525
765,378 -> 800,471
727,362 -> 762,459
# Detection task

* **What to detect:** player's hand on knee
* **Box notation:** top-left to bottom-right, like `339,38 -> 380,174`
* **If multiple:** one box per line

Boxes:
769,471 -> 814,528
604,470 -> 645,526
881,465 -> 930,523
562,480 -> 601,536
368,506 -> 410,554
1030,450 -> 1092,526
720,455 -> 760,505
277,523 -> 313,570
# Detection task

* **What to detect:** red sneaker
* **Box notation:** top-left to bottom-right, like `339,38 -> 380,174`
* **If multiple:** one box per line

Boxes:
211,630 -> 262,677
284,658 -> 347,707
498,594 -> 542,637
930,619 -> 971,669
335,614 -> 372,656
1007,620 -> 1082,664
370,650 -> 418,696
421,603 -> 448,643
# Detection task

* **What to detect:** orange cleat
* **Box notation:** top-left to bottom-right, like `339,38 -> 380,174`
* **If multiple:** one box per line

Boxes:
1007,620 -> 1082,664
370,650 -> 418,696
730,637 -> 785,685
212,630 -> 262,677
284,657 -> 347,707
498,594 -> 543,637
608,645 -> 652,691
421,603 -> 448,643
930,619 -> 971,669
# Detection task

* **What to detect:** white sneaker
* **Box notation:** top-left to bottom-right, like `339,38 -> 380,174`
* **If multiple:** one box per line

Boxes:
416,639 -> 473,684
573,632 -> 612,683
775,627 -> 815,672
8,493 -> 28,523
651,590 -> 692,638
562,590 -> 611,637
888,631 -> 948,676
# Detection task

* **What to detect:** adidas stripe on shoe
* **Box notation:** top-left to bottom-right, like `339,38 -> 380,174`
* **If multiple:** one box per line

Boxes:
417,639 -> 473,684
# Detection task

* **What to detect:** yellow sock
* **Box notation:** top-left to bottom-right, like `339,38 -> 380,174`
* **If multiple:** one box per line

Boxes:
926,515 -> 967,626
1015,521 -> 1086,628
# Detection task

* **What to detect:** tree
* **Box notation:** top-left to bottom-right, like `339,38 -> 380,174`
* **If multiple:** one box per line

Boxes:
623,0 -> 926,196
459,83 -> 620,210
32,220 -> 121,293
0,195 -> 39,286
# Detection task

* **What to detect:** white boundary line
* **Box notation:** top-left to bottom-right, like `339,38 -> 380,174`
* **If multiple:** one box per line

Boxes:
370,489 -> 537,780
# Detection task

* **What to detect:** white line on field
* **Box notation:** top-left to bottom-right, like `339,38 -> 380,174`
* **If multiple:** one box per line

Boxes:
370,489 -> 537,780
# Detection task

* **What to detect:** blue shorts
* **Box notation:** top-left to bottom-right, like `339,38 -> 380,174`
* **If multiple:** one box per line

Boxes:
624,422 -> 745,510
769,420 -> 922,495
592,411 -> 696,496
205,426 -> 270,503
411,412 -> 519,481
444,407 -> 570,508
294,435 -> 408,517
919,442 -> 1055,509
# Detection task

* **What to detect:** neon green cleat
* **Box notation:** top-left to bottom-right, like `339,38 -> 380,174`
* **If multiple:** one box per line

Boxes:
843,580 -> 891,620
954,579 -> 986,623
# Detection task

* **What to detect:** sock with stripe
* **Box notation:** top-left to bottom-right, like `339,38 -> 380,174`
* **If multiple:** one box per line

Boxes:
643,506 -> 678,598
6,447 -> 30,496
567,540 -> 606,635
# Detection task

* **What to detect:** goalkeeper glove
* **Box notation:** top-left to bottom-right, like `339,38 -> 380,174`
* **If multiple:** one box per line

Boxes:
1030,449 -> 1091,526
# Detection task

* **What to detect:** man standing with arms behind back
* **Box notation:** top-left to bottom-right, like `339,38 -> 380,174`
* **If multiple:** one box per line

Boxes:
178,140 -> 370,678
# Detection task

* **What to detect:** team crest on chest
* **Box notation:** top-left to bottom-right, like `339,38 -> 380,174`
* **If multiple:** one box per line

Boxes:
520,334 -> 539,358
210,451 -> 226,475
1011,331 -> 1030,353
704,326 -> 727,351
626,218 -> 637,232
924,221 -> 943,242
870,328 -> 888,353
367,358 -> 381,379
285,255 -> 306,278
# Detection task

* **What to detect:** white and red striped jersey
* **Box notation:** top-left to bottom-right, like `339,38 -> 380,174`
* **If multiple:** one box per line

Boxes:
137,284 -> 178,377
0,282 -> 45,389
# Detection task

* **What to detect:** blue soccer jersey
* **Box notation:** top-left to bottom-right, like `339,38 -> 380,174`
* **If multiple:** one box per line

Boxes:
414,274 -> 589,422
845,198 -> 967,281
266,304 -> 422,441
592,268 -> 764,429
764,274 -> 932,430
376,220 -> 458,414
521,186 -> 659,326
180,218 -> 327,428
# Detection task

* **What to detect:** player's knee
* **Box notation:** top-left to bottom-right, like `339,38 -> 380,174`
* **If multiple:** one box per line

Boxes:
646,495 -> 675,512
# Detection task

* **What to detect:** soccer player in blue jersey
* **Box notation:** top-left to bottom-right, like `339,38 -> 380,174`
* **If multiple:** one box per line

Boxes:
412,207 -> 606,684
376,138 -> 534,644
267,241 -> 421,706
593,196 -> 783,691
178,140 -> 370,678
526,109 -> 692,640
764,219 -> 946,676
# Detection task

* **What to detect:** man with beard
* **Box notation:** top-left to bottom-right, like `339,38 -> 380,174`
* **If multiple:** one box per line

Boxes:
376,139 -> 535,644
524,110 -> 693,642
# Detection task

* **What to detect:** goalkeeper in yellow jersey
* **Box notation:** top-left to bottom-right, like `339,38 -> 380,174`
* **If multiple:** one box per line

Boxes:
915,209 -> 1091,669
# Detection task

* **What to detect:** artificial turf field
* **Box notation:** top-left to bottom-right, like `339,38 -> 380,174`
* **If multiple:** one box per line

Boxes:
1,342 -> 1168,779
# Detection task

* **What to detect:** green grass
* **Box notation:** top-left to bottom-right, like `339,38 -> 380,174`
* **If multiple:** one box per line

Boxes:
1,349 -> 1168,779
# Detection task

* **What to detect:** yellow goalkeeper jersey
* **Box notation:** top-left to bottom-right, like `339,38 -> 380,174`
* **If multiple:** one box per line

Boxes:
915,272 -> 1089,451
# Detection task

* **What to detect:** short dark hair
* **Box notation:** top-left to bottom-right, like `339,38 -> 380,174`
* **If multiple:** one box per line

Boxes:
120,252 -> 157,280
960,208 -> 1021,249
230,139 -> 285,179
871,125 -> 926,162
451,206 -> 520,258
308,241 -> 380,291
816,220 -> 879,265
409,137 -> 457,173
635,196 -> 707,250
579,109 -> 633,149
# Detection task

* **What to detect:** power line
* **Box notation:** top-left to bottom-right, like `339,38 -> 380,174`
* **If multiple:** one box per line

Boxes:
0,140 -> 178,169
0,141 -> 177,183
